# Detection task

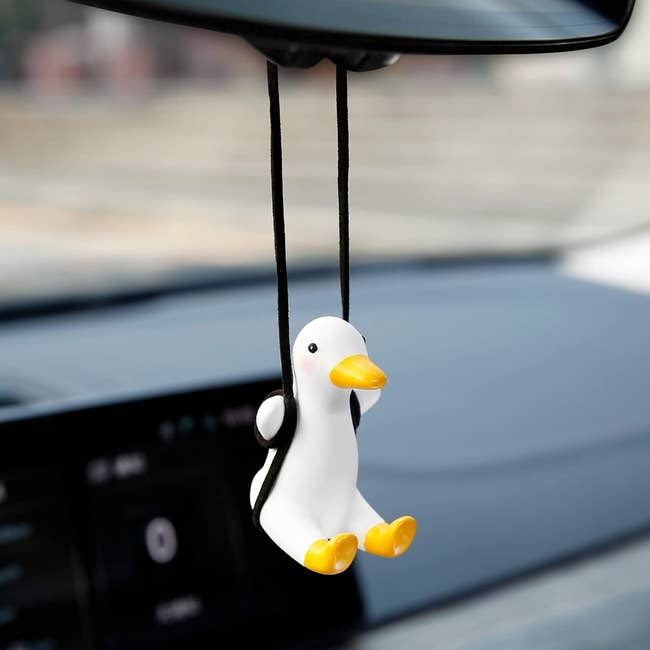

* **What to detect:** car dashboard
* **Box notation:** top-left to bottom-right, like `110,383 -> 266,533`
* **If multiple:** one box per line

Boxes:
2,259 -> 650,649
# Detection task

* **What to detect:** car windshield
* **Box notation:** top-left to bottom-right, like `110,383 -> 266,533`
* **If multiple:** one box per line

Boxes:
0,0 -> 649,308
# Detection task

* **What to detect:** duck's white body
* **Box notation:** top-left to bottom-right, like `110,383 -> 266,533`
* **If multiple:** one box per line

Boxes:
251,387 -> 382,564
251,404 -> 359,530
250,317 -> 415,574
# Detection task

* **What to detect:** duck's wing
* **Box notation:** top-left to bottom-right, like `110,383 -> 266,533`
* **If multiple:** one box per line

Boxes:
255,393 -> 285,441
354,388 -> 382,416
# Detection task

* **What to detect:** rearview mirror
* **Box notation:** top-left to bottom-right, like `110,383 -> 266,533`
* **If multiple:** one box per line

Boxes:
72,0 -> 635,61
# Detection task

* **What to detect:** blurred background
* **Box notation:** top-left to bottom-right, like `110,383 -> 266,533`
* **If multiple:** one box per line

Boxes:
0,0 -> 649,305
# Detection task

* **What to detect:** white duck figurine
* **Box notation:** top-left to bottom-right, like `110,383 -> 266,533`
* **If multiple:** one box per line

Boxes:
250,316 -> 416,575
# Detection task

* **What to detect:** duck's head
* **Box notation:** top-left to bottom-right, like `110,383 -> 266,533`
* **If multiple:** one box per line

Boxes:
293,316 -> 386,401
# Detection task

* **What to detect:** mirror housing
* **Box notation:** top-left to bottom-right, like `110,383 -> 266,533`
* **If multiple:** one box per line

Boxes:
70,0 -> 636,70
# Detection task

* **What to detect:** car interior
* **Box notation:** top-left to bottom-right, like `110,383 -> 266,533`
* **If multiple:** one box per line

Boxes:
2,1 -> 650,649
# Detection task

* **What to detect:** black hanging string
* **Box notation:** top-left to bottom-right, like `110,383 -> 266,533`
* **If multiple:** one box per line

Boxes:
267,61 -> 293,396
267,61 -> 351,393
336,64 -> 350,322
254,62 -> 357,531
336,71 -> 361,427
252,61 -> 296,531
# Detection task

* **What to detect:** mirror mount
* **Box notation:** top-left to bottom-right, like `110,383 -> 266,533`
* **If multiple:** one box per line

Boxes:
248,38 -> 399,72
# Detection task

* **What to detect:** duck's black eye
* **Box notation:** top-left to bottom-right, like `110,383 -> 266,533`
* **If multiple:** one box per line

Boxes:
308,343 -> 318,353
362,335 -> 366,343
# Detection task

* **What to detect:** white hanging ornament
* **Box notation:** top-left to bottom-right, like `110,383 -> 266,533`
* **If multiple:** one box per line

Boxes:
251,316 -> 416,575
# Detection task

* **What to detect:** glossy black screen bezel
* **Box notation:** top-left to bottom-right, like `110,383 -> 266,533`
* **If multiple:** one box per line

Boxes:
0,378 -> 364,648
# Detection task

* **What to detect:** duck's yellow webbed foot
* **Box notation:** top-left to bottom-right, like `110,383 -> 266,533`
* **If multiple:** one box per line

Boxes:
364,516 -> 417,558
304,533 -> 358,575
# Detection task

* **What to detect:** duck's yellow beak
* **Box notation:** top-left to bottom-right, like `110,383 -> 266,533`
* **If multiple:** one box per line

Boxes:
329,355 -> 387,390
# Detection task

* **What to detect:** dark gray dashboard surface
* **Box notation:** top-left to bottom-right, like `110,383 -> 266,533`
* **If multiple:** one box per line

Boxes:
352,534 -> 650,650
1,261 -> 650,622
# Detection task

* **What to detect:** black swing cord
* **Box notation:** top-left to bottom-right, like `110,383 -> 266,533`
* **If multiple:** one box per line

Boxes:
251,62 -> 295,531
268,61 -> 351,390
336,64 -> 350,323
267,61 -> 294,396
253,63 -> 353,529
